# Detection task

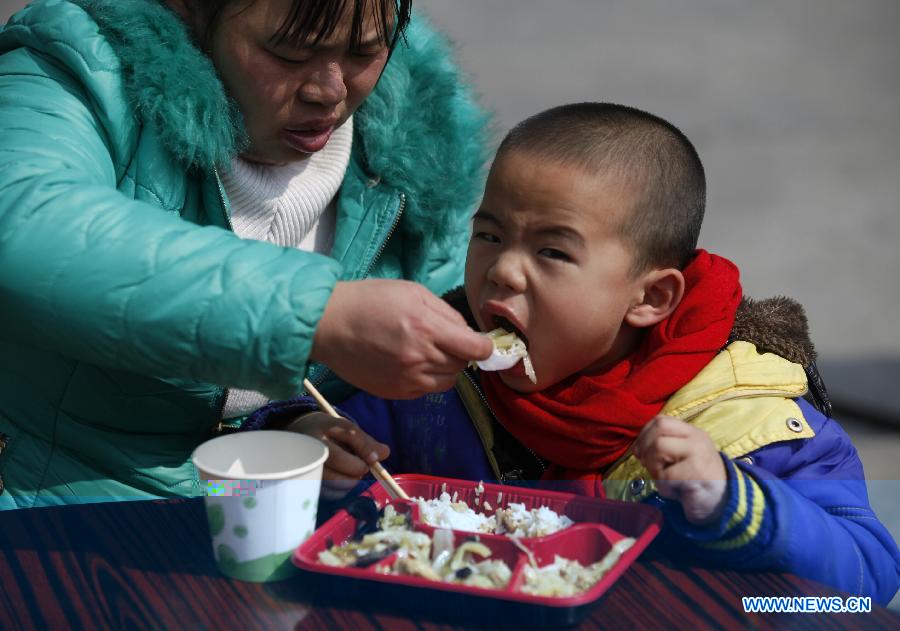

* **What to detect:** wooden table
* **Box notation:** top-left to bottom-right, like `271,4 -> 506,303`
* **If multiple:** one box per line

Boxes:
0,498 -> 896,630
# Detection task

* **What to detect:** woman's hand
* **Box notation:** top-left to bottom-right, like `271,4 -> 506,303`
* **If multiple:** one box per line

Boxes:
285,412 -> 390,500
632,415 -> 728,525
312,280 -> 493,399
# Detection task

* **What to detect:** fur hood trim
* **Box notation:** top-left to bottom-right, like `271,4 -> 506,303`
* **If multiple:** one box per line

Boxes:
72,0 -> 247,171
72,0 -> 490,236
731,296 -> 817,367
353,16 -> 491,239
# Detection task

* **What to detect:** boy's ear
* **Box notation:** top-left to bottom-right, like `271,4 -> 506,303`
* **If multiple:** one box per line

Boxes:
624,268 -> 685,328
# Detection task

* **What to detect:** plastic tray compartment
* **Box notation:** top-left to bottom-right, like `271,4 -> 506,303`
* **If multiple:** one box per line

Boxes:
293,475 -> 661,627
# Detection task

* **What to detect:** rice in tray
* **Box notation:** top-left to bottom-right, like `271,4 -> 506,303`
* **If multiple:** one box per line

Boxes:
415,492 -> 575,537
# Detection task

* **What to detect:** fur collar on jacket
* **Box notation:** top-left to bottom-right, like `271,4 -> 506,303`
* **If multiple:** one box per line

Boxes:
730,296 -> 831,414
70,0 -> 489,239
730,296 -> 816,366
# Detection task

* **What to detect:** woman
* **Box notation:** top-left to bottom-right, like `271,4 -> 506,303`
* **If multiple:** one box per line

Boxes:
0,0 -> 492,508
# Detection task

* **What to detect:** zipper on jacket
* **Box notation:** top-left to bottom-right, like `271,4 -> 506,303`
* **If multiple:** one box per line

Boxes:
363,192 -> 405,279
461,368 -> 546,482
210,168 -> 233,429
193,168 -> 232,424
212,167 -> 234,231
306,192 -> 406,393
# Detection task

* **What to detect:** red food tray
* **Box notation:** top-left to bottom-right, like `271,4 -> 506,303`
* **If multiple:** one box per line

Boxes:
293,475 -> 661,627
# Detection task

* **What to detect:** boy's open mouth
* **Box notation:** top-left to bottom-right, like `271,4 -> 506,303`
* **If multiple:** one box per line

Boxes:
491,315 -> 529,348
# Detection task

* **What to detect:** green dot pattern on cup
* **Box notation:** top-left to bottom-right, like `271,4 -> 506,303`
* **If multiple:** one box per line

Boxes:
243,497 -> 257,509
305,529 -> 313,540
234,525 -> 248,538
207,504 -> 225,536
302,499 -> 310,510
217,543 -> 239,573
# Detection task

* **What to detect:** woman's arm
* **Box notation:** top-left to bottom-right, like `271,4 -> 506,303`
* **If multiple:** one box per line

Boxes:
0,47 -> 340,399
1,38 -> 489,403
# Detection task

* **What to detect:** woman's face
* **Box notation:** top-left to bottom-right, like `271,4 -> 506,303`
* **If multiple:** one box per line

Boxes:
198,0 -> 391,165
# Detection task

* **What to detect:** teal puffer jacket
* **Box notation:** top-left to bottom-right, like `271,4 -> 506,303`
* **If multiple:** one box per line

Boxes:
0,0 -> 488,508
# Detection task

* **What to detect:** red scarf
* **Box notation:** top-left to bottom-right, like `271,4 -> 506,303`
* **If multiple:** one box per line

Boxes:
481,250 -> 742,496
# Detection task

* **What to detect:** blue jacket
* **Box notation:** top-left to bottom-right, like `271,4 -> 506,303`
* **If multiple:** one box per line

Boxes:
250,341 -> 900,605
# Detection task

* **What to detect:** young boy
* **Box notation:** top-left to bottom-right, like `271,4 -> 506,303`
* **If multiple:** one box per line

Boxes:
248,103 -> 899,604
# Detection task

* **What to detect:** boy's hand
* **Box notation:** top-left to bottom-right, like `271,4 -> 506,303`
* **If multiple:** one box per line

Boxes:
285,412 -> 390,500
632,415 -> 728,525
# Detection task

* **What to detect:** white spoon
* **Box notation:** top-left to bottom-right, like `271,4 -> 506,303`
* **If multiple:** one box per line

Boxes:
474,328 -> 537,383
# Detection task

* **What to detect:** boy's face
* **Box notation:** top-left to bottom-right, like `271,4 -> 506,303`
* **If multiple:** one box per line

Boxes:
465,150 -> 646,393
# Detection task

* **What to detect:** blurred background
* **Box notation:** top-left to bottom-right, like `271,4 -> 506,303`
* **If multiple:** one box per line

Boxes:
3,0 -> 898,607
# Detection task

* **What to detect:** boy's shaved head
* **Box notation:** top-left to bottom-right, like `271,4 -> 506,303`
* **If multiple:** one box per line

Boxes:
497,102 -> 705,274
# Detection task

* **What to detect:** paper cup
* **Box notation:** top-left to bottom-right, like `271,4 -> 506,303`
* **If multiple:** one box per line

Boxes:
191,431 -> 328,582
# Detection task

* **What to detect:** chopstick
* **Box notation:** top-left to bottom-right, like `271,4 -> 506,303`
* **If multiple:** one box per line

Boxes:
368,461 -> 411,501
302,379 -> 410,501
